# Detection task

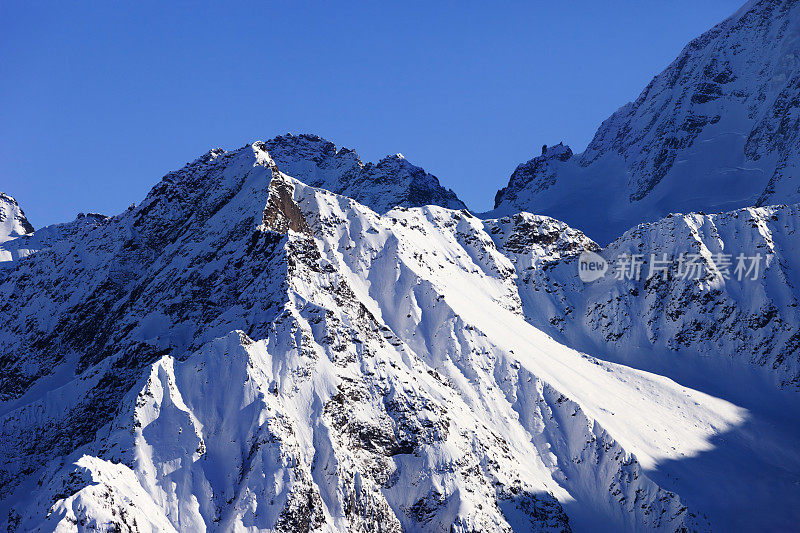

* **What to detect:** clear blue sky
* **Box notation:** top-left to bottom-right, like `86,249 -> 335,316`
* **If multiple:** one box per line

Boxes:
2,1 -> 743,228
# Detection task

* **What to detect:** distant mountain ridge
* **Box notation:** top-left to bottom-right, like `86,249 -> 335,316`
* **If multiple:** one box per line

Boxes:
493,0 -> 800,243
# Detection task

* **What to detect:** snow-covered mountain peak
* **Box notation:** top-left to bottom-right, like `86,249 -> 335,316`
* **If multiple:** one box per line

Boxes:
265,133 -> 361,166
4,3 -> 800,523
494,0 -> 800,244
2,134 -> 800,529
1,151 -> 743,531
0,192 -> 33,243
264,133 -> 467,213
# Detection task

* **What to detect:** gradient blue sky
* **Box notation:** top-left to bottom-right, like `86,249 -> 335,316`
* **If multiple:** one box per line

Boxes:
2,1 -> 744,228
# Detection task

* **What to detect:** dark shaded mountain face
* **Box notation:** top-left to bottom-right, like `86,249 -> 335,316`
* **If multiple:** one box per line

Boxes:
494,0 -> 800,244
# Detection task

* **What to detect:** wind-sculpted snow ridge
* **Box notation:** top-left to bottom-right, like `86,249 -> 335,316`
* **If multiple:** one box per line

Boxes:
264,133 -> 467,214
0,192 -> 34,245
0,142 -> 739,532
493,0 -> 800,244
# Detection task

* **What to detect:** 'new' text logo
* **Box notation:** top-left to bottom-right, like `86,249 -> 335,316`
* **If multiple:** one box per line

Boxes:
578,251 -> 607,282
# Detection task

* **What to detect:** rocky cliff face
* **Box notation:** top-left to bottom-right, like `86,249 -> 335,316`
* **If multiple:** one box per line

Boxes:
493,0 -> 800,244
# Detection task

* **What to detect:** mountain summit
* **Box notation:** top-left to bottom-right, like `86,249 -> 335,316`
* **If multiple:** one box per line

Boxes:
0,143 -> 696,531
263,133 -> 467,213
494,0 -> 800,243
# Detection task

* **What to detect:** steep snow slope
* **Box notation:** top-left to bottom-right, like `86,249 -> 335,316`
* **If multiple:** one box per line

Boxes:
493,0 -> 800,243
263,133 -> 467,213
0,193 -> 34,245
0,142 -> 758,532
485,206 -> 800,531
